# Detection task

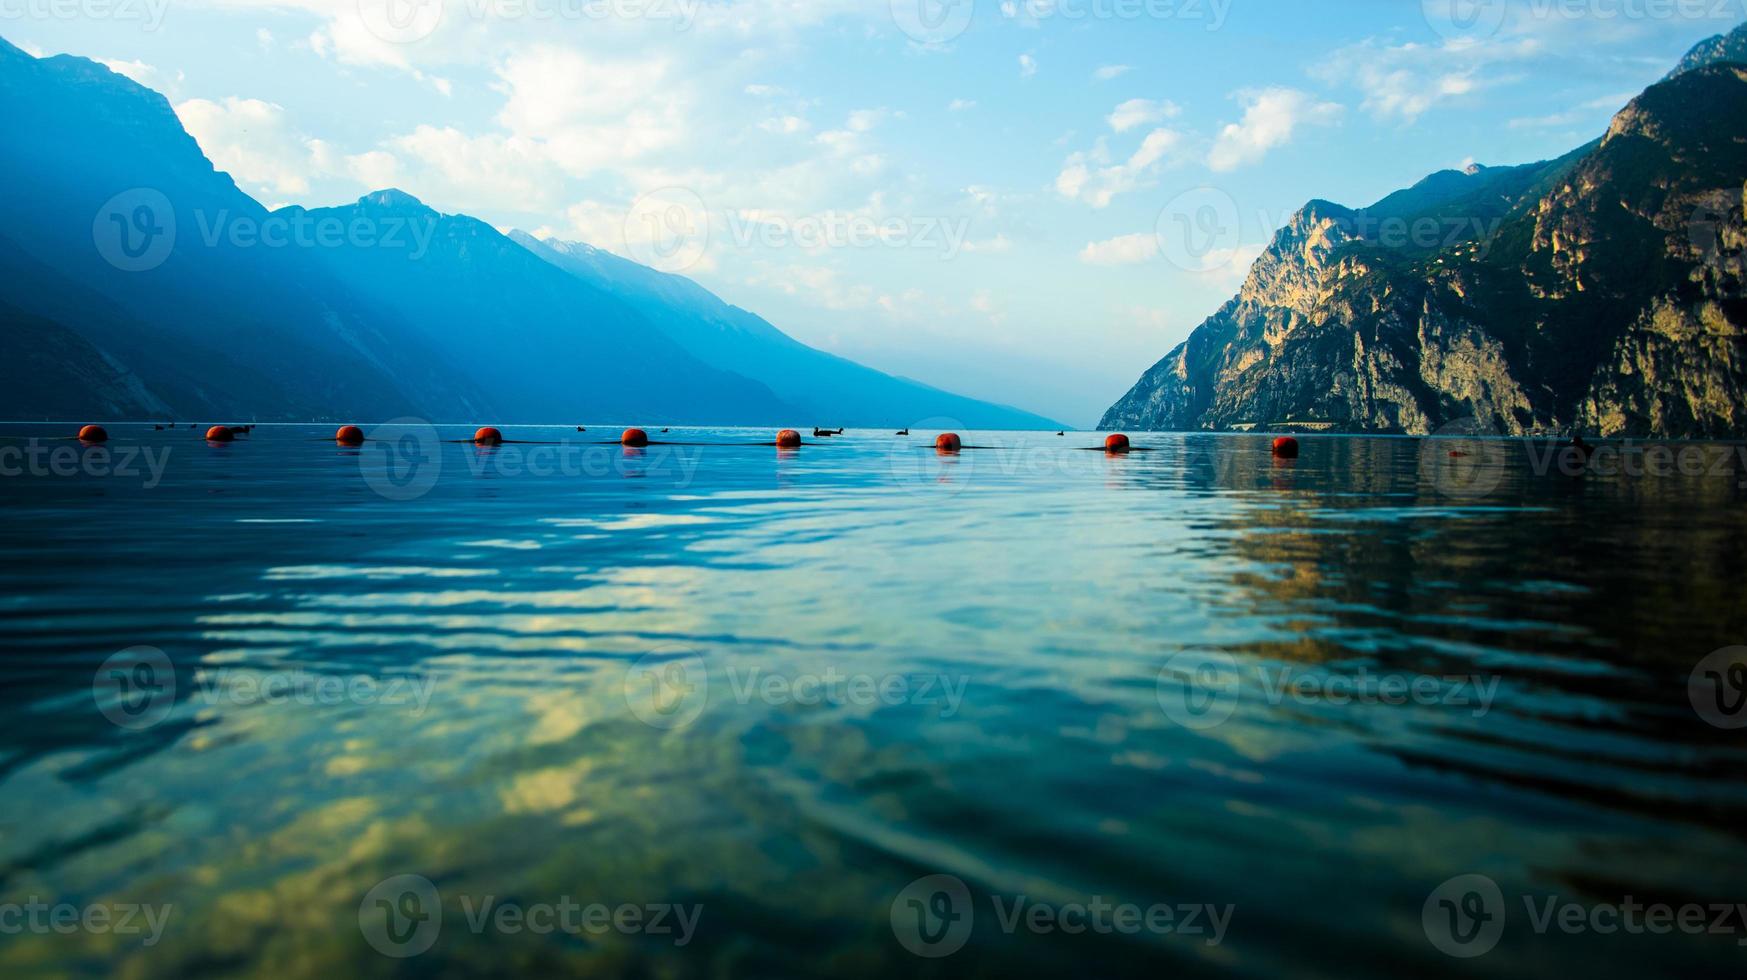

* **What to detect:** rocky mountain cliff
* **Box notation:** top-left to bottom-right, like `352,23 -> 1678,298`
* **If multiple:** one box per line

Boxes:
1103,29 -> 1747,438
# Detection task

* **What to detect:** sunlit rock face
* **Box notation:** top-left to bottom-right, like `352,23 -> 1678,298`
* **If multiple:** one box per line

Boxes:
1103,52 -> 1747,439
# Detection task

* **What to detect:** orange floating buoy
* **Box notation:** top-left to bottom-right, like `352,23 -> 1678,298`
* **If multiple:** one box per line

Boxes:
622,428 -> 650,447
935,433 -> 962,453
335,425 -> 365,446
77,424 -> 108,443
473,427 -> 504,446
1272,436 -> 1299,459
205,425 -> 234,442
775,429 -> 802,448
1105,433 -> 1131,453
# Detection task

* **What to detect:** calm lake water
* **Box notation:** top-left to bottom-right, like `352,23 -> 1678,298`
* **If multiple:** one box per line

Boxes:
3,424 -> 1747,978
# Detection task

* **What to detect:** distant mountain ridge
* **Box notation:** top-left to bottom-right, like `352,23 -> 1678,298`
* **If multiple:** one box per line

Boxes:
1102,24 -> 1747,438
1669,20 -> 1747,77
510,232 -> 1053,427
0,34 -> 1057,428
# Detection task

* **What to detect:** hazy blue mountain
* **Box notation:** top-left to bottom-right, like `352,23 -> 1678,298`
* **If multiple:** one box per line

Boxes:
0,34 -> 1053,427
0,35 -> 483,422
284,192 -> 796,425
511,232 -> 1059,428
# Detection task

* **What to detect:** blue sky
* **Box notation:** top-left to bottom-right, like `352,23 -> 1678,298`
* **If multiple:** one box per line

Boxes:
5,0 -> 1742,425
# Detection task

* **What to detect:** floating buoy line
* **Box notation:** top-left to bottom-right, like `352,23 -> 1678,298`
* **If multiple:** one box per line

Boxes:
16,427 -> 1633,491
26,426 -> 1219,459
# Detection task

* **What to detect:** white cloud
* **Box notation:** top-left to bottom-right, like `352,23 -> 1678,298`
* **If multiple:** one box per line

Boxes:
1507,92 -> 1634,130
1315,36 -> 1539,123
1107,98 -> 1180,133
1093,64 -> 1131,81
1194,243 -> 1267,291
846,108 -> 892,132
1056,128 -> 1183,208
494,46 -> 687,177
1123,306 -> 1171,330
1079,233 -> 1159,266
385,125 -> 562,211
1019,54 -> 1038,78
100,59 -> 159,87
760,116 -> 810,135
346,149 -> 401,189
1207,88 -> 1342,172
102,58 -> 185,95
175,97 -> 327,196
947,99 -> 976,112
961,234 -> 1013,254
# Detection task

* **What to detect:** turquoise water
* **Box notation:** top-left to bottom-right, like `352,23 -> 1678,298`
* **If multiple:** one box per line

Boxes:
3,424 -> 1747,978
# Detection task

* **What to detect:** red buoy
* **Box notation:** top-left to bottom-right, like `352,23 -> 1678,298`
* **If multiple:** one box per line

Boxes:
1105,433 -> 1131,453
935,433 -> 962,453
1272,436 -> 1299,459
622,428 -> 650,447
205,425 -> 234,442
335,425 -> 365,446
77,424 -> 108,444
775,429 -> 802,448
473,427 -> 504,446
